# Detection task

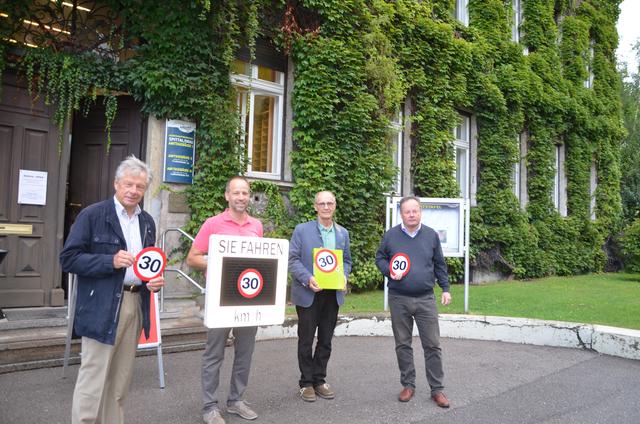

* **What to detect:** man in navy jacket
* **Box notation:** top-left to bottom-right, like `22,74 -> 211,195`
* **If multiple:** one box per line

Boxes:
289,190 -> 352,402
60,155 -> 164,424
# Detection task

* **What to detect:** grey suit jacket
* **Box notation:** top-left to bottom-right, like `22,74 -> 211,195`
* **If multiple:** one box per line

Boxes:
288,220 -> 352,307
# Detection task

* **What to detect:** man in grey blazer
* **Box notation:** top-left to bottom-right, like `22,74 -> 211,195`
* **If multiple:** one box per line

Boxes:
288,191 -> 352,402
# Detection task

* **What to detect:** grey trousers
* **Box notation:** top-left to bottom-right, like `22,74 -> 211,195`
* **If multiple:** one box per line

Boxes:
202,326 -> 258,414
388,292 -> 444,395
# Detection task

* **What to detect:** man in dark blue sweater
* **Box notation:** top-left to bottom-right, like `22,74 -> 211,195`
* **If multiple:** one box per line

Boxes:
375,196 -> 451,408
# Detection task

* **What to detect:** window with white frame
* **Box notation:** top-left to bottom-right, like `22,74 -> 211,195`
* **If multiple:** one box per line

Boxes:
514,132 -> 529,208
584,39 -> 595,89
453,114 -> 471,199
552,144 -> 567,216
512,0 -> 529,55
388,110 -> 404,194
512,134 -> 522,201
455,0 -> 469,26
589,160 -> 597,220
231,60 -> 284,178
553,145 -> 560,210
512,0 -> 523,43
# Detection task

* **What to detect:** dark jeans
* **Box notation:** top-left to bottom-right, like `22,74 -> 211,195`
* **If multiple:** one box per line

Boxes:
296,290 -> 339,388
388,292 -> 444,395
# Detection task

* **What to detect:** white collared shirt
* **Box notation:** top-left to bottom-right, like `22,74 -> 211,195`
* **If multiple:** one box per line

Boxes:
400,222 -> 421,238
114,196 -> 143,286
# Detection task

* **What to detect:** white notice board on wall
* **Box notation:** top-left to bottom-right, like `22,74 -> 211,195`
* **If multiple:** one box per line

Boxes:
389,197 -> 464,257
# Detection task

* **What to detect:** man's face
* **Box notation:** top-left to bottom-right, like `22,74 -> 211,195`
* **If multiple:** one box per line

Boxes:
314,192 -> 336,221
400,199 -> 421,230
114,171 -> 148,212
225,178 -> 250,214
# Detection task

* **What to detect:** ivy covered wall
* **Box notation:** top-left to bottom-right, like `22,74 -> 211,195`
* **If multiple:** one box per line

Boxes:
1,0 -> 623,287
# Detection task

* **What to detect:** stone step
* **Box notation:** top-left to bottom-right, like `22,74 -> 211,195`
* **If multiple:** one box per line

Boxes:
0,317 -> 208,374
158,297 -> 203,320
0,307 -> 69,331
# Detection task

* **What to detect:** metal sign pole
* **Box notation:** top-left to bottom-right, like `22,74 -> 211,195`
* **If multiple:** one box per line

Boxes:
383,196 -> 394,311
464,144 -> 471,313
156,343 -> 166,389
464,200 -> 471,313
62,274 -> 77,378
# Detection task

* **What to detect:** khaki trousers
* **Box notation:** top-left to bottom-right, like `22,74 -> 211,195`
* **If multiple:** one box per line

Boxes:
71,291 -> 142,424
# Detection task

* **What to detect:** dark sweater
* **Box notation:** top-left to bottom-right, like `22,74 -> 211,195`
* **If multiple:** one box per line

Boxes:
375,224 -> 449,297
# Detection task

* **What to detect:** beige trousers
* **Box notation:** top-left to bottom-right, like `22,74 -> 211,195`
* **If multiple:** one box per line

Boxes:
71,291 -> 142,424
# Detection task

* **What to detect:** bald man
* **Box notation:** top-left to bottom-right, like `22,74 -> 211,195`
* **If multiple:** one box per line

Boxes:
288,191 -> 352,402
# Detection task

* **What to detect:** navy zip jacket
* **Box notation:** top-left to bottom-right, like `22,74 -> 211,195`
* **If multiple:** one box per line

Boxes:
60,198 -> 156,345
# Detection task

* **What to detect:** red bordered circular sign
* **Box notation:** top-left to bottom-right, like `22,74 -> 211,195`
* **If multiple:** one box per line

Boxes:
134,247 -> 167,281
389,253 -> 411,277
314,248 -> 338,273
237,268 -> 264,299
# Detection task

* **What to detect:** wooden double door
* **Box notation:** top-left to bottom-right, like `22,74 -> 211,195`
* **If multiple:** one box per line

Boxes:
0,71 -> 144,307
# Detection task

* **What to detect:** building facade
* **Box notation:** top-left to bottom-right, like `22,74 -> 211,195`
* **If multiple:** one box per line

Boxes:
0,0 -> 623,306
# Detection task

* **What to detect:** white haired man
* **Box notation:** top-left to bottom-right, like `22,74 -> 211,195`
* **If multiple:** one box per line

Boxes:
60,155 -> 164,424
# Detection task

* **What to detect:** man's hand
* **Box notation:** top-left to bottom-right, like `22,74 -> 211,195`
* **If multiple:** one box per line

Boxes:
390,270 -> 404,280
441,292 -> 452,306
113,250 -> 135,269
146,276 -> 165,292
308,276 -> 322,292
341,277 -> 348,292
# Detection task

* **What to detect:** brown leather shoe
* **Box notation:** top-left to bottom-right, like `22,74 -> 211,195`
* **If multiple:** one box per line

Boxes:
432,392 -> 450,408
398,387 -> 414,402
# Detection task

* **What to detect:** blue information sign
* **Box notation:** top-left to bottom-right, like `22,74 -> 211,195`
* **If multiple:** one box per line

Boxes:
163,120 -> 196,184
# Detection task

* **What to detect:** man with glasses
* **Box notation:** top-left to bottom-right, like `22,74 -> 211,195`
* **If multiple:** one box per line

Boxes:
289,191 -> 352,402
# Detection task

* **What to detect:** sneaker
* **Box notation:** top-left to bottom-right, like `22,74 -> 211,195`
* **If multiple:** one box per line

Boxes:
314,383 -> 335,399
203,409 -> 225,424
300,386 -> 316,402
226,400 -> 258,420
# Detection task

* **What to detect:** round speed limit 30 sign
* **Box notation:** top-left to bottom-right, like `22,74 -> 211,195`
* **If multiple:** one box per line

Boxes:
314,248 -> 338,273
237,268 -> 264,298
389,252 -> 411,277
134,247 -> 167,281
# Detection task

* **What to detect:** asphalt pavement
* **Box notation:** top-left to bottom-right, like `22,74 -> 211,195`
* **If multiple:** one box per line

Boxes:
1,336 -> 639,424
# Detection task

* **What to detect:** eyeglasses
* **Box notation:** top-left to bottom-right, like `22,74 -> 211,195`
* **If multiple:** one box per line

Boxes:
316,202 -> 335,208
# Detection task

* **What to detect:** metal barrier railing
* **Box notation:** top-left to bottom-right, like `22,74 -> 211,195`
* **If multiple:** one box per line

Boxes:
159,228 -> 205,312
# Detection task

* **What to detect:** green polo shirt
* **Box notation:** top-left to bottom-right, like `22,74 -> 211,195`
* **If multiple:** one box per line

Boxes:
318,221 -> 336,250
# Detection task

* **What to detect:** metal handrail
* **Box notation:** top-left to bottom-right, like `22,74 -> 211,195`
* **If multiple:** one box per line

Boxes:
164,269 -> 205,294
159,228 -> 204,312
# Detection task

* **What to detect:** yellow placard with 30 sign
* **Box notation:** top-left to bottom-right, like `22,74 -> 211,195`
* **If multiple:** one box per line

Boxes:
313,248 -> 345,290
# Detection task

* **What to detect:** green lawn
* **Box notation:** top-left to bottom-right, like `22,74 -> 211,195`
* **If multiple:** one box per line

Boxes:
289,273 -> 640,330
